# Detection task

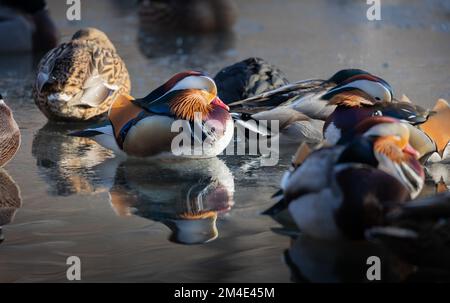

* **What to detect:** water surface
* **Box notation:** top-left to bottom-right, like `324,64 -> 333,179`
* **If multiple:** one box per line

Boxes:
1,0 -> 450,282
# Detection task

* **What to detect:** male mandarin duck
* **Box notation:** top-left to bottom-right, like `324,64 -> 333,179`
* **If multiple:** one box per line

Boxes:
327,95 -> 450,163
0,96 -> 20,167
109,158 -> 234,245
264,117 -> 425,240
33,28 -> 131,122
70,71 -> 234,159
228,68 -> 393,120
224,68 -> 393,143
138,0 -> 237,33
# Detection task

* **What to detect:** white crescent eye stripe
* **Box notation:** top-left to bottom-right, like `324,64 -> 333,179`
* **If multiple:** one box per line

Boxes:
152,76 -> 217,103
329,79 -> 392,101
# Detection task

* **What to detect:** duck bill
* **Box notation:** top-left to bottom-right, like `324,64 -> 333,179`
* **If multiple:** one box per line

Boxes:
211,97 -> 230,111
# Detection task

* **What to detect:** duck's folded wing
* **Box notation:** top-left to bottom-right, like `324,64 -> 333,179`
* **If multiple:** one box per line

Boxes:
228,79 -> 327,112
75,48 -> 124,108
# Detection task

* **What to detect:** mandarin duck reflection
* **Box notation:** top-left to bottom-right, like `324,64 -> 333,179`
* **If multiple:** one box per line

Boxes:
108,158 -> 234,245
71,71 -> 233,159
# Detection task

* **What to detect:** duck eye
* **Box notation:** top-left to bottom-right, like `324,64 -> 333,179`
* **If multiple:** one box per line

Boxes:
375,97 -> 381,101
373,110 -> 383,117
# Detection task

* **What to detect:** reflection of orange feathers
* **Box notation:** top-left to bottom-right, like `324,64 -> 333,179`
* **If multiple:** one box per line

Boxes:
179,211 -> 218,220
420,99 -> 450,157
328,90 -> 375,107
169,89 -> 212,121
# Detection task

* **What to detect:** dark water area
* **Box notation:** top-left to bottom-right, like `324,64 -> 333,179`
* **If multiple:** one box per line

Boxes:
0,0 -> 450,282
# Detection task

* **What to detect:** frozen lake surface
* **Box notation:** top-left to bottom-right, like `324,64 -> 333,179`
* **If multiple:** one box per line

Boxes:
0,0 -> 449,282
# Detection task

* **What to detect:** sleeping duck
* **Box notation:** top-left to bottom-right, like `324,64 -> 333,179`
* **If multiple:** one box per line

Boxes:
227,68 -> 393,143
0,96 -> 20,167
265,117 -> 425,240
70,71 -> 234,159
33,28 -> 131,122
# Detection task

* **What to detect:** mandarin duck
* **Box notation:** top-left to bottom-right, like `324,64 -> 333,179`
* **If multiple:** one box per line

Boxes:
33,28 -> 131,122
70,71 -> 234,159
0,169 -> 21,244
227,68 -> 393,143
138,0 -> 237,34
109,158 -> 234,245
327,96 -> 450,164
264,117 -> 424,240
0,96 -> 20,167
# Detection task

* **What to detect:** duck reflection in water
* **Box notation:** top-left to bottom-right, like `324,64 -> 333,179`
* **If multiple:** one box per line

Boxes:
0,169 -> 21,244
279,193 -> 450,282
108,158 -> 235,245
32,123 -> 116,196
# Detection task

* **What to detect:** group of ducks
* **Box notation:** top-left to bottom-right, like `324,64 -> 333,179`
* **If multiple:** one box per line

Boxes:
1,27 -> 450,259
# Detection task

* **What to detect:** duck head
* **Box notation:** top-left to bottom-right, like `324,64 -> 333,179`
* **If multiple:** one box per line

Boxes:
355,117 -> 425,198
137,71 -> 230,122
72,28 -> 116,51
323,69 -> 393,106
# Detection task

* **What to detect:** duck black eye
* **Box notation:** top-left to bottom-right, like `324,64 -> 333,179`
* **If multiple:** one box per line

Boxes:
373,110 -> 383,117
375,97 -> 381,101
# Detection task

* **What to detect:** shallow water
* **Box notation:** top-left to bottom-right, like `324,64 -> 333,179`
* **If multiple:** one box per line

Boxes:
0,0 -> 450,282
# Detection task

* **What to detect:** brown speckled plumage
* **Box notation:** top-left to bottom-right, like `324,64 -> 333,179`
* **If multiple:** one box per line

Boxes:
33,28 -> 131,122
0,101 -> 20,168
0,169 -> 21,226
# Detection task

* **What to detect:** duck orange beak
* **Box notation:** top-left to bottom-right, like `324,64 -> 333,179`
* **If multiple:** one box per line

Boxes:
211,97 -> 230,111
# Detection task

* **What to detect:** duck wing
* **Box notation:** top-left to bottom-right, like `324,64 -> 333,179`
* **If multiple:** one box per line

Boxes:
228,79 -> 328,112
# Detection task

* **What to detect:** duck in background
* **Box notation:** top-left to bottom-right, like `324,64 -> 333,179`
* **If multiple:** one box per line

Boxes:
138,0 -> 237,34
214,57 -> 290,104
0,169 -> 22,244
34,28 -> 131,122
264,117 -> 425,240
0,96 -> 20,168
108,158 -> 234,245
0,0 -> 58,53
70,71 -> 233,159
